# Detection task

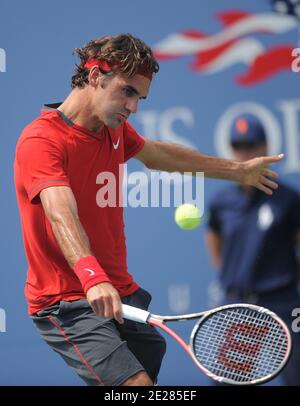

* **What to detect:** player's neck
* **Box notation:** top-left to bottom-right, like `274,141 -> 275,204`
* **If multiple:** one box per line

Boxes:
58,88 -> 104,133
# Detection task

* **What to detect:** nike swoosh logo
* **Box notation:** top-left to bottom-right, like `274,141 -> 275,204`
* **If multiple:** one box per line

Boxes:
113,137 -> 120,150
83,268 -> 95,276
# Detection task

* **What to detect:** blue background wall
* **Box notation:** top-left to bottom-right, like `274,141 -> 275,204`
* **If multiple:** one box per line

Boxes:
0,0 -> 299,385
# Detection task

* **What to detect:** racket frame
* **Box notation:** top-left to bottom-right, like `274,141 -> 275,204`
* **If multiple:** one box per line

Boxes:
122,303 -> 292,385
188,303 -> 292,385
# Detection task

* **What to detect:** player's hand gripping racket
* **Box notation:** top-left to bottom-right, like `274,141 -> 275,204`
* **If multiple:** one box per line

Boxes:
122,303 -> 291,385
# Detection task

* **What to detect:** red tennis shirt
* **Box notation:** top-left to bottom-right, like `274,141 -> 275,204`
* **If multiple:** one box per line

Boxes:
14,104 -> 145,314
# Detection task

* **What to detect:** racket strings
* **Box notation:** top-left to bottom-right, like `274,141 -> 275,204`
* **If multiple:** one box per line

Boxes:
193,307 -> 289,384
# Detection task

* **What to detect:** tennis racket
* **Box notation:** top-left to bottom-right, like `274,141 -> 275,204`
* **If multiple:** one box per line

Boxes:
122,303 -> 291,385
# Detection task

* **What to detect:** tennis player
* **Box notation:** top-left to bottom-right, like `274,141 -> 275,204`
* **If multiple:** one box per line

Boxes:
14,33 -> 283,386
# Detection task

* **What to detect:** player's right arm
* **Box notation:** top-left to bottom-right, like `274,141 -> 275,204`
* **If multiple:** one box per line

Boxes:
40,186 -> 123,323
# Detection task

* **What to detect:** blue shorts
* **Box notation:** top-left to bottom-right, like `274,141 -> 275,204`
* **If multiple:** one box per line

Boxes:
31,287 -> 166,386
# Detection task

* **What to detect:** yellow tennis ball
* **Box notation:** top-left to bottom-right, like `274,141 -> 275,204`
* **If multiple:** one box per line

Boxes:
174,204 -> 201,230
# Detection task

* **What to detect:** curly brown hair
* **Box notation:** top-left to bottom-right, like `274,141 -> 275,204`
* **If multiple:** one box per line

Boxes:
71,33 -> 159,89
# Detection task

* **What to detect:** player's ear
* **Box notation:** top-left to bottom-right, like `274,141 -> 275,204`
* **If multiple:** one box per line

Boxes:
88,67 -> 103,88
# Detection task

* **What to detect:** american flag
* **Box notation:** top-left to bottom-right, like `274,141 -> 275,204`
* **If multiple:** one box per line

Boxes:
153,8 -> 298,86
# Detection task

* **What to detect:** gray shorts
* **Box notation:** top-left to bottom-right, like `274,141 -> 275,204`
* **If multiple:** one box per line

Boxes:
31,288 -> 166,386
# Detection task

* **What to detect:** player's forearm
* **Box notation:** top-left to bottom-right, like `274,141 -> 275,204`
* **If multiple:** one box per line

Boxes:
149,142 -> 241,181
49,209 -> 92,269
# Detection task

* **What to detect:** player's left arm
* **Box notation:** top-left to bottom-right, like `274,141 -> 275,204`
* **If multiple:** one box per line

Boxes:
135,138 -> 283,195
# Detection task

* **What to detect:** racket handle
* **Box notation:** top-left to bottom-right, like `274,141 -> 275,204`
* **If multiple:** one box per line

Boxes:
122,304 -> 150,324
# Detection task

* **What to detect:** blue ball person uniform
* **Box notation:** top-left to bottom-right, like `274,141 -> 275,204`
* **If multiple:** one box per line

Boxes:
206,115 -> 300,385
